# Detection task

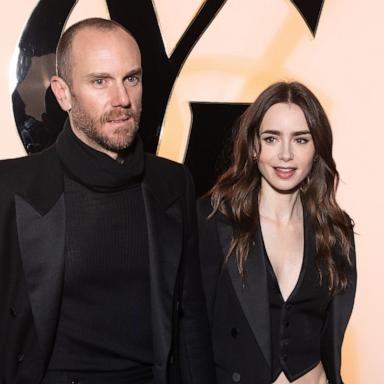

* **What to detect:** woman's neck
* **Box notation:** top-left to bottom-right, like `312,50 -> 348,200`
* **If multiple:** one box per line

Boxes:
258,180 -> 303,224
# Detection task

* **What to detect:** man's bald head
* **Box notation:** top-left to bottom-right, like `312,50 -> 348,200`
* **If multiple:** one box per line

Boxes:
56,18 -> 137,86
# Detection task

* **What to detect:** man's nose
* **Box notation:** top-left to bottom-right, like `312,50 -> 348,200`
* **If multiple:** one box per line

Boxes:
111,83 -> 130,107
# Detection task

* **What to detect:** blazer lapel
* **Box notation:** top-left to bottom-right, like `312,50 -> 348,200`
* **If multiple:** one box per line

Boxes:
14,146 -> 65,365
15,194 -> 65,363
142,178 -> 182,372
217,219 -> 271,367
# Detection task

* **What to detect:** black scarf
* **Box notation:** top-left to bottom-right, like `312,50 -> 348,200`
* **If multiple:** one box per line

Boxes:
56,121 -> 144,192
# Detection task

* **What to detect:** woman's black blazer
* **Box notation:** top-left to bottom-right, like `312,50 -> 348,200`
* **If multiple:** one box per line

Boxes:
197,198 -> 356,384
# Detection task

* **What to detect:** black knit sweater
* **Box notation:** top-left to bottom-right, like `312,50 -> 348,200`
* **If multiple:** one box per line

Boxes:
47,125 -> 153,381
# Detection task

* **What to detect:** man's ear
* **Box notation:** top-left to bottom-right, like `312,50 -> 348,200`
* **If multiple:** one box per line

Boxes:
51,76 -> 72,111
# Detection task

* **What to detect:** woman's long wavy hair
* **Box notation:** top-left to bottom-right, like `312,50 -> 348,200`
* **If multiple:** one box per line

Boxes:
210,81 -> 354,293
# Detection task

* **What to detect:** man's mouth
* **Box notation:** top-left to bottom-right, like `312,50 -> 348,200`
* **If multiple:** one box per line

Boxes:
104,110 -> 134,124
108,116 -> 130,123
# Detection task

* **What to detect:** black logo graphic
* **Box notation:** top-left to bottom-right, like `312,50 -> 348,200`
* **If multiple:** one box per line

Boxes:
185,1 -> 325,195
12,0 -> 324,194
12,0 -> 227,154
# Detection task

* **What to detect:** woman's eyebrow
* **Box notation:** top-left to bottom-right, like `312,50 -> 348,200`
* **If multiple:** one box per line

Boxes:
260,129 -> 281,135
259,130 -> 311,136
292,130 -> 311,136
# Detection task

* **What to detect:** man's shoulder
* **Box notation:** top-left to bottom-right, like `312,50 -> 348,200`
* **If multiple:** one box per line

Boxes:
144,153 -> 187,180
143,154 -> 194,202
0,146 -> 59,191
1,153 -> 37,178
1,145 -> 55,167
145,153 -> 183,170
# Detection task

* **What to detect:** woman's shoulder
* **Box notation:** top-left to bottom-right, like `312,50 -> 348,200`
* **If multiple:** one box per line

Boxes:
196,196 -> 231,225
196,196 -> 213,218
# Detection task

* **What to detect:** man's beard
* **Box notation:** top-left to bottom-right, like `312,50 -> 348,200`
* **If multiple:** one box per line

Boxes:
70,100 -> 141,153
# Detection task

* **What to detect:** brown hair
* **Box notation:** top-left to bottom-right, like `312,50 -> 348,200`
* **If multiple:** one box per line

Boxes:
210,81 -> 354,293
56,18 -> 135,85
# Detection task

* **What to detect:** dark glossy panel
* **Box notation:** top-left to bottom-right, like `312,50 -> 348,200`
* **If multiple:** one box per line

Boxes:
13,0 -> 227,154
106,0 -> 227,153
13,0 -> 75,153
185,102 -> 250,197
291,0 -> 325,35
13,0 -> 324,156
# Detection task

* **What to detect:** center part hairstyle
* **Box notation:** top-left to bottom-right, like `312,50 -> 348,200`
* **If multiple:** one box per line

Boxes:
210,81 -> 354,293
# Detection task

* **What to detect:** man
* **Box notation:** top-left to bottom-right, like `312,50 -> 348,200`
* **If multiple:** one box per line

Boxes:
0,18 -> 215,384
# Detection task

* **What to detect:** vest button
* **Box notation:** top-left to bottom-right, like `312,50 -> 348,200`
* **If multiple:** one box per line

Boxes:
232,372 -> 241,382
231,327 -> 239,338
281,339 -> 289,347
284,321 -> 290,328
17,353 -> 24,363
9,307 -> 17,317
285,303 -> 293,311
71,380 -> 80,384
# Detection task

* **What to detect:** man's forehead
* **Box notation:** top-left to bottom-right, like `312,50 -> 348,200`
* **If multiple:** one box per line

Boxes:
72,26 -> 138,50
68,26 -> 141,77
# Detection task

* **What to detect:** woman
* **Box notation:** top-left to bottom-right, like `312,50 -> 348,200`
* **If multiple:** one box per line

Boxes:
197,81 -> 356,384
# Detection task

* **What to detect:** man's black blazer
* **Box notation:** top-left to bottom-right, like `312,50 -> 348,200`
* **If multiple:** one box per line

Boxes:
0,145 -> 215,384
197,198 -> 356,384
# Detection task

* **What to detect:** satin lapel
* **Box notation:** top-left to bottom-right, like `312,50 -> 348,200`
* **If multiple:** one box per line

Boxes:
304,210 -> 316,268
142,184 -> 182,369
217,219 -> 271,367
15,194 -> 65,363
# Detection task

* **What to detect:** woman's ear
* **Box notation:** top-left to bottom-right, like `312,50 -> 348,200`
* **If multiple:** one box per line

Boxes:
50,76 -> 72,112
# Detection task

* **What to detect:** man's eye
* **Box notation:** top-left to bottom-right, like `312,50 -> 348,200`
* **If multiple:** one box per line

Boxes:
93,79 -> 106,86
126,75 -> 140,85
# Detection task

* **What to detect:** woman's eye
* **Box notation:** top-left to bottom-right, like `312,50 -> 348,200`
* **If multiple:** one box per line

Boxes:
263,136 -> 277,143
295,137 -> 309,144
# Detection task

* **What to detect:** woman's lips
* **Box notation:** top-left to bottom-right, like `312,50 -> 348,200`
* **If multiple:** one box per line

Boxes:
273,167 -> 296,179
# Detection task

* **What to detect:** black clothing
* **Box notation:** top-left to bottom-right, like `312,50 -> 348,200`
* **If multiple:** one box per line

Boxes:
48,123 -> 152,374
197,197 -> 356,384
0,124 -> 216,384
41,369 -> 153,384
47,177 -> 152,373
263,219 -> 331,382
56,121 -> 144,192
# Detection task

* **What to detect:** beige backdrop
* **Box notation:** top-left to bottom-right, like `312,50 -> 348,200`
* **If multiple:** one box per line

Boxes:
1,1 -> 383,382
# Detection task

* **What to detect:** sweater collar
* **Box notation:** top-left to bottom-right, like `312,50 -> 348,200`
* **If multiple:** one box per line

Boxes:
56,120 -> 144,192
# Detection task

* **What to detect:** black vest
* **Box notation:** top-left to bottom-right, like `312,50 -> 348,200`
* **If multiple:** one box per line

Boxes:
263,215 -> 331,382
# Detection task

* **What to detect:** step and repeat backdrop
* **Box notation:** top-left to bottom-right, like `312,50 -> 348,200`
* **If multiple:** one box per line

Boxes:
1,1 -> 383,382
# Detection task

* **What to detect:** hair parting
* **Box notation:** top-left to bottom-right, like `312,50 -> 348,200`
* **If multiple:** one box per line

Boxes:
209,81 -> 354,293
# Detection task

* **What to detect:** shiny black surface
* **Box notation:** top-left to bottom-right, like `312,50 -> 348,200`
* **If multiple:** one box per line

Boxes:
13,0 -> 325,192
185,102 -> 249,197
13,0 -> 227,154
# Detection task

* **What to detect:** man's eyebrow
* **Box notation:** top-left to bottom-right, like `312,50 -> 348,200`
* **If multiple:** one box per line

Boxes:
85,68 -> 143,80
126,67 -> 142,77
86,73 -> 112,80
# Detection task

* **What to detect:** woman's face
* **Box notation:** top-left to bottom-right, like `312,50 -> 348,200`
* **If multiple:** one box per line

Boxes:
257,102 -> 316,193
